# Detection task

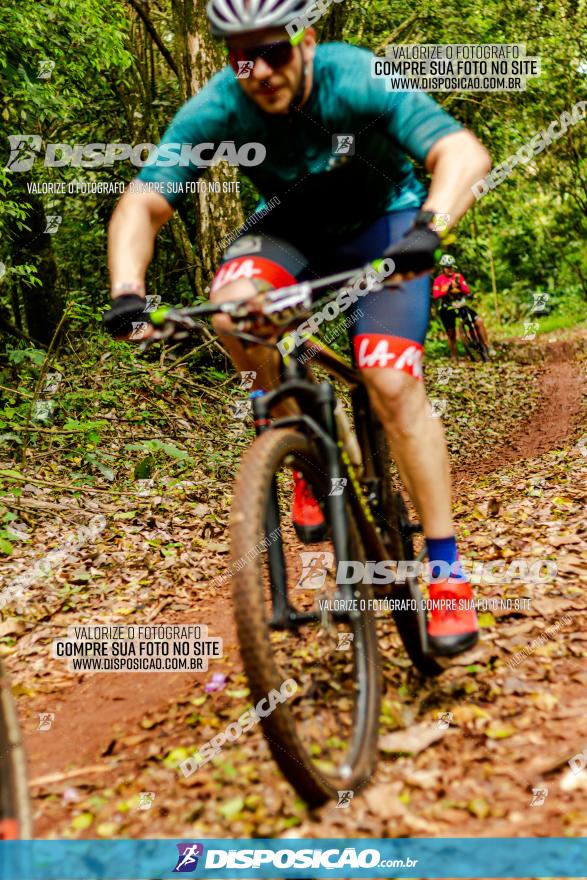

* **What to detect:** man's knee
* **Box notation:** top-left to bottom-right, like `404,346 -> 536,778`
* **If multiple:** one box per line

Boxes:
209,278 -> 256,304
211,313 -> 230,334
364,370 -> 424,428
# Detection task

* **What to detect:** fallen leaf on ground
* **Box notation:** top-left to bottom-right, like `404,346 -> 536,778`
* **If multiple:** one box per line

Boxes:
379,723 -> 447,755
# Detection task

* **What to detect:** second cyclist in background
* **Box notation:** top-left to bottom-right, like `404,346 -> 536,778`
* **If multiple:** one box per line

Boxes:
433,255 -> 494,359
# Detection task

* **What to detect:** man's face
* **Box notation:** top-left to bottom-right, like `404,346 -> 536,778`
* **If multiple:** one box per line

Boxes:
228,28 -> 315,114
445,267 -> 455,276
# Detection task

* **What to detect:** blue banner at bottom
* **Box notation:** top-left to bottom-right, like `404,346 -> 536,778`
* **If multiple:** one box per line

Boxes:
1,837 -> 586,879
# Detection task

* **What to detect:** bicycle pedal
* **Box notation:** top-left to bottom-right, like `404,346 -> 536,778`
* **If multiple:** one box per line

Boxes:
403,519 -> 423,535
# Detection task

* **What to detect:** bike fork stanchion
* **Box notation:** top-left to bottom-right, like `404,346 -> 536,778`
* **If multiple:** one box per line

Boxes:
315,383 -> 357,611
250,391 -> 296,628
316,383 -> 350,560
265,478 -> 294,627
250,389 -> 270,436
251,388 -> 355,620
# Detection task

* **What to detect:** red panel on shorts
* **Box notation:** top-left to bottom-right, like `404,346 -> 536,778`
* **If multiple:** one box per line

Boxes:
354,334 -> 424,379
211,256 -> 297,294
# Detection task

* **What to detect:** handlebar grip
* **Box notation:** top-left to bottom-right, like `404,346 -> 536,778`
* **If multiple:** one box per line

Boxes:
103,294 -> 150,337
150,305 -> 171,326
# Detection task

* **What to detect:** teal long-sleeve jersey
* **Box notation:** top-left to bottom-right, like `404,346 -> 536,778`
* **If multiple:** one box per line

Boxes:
137,42 -> 462,244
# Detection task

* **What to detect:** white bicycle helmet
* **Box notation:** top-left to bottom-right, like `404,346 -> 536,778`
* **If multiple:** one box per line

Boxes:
439,254 -> 456,268
207,0 -> 314,37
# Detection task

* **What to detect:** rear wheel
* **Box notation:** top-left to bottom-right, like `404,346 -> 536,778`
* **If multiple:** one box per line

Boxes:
0,662 -> 31,839
230,428 -> 381,805
371,423 -> 443,678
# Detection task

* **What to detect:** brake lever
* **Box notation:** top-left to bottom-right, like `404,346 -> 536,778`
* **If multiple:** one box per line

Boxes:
138,326 -> 168,351
139,307 -> 206,351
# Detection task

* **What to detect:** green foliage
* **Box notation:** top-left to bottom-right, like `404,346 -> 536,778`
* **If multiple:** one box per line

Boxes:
127,439 -> 193,480
342,0 -> 587,327
0,0 -> 132,332
1,0 -> 585,351
7,347 -> 46,366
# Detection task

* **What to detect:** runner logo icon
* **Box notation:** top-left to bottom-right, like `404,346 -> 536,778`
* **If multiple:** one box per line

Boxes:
236,60 -> 254,78
173,843 -> 204,873
295,552 -> 333,590
332,134 -> 355,155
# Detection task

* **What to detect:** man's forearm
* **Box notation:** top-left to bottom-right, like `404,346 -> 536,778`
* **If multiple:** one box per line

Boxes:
107,190 -> 174,298
108,208 -> 154,297
423,131 -> 491,229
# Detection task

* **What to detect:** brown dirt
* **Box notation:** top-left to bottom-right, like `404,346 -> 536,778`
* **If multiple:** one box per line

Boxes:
21,596 -> 240,835
14,328 -> 587,843
454,333 -> 587,491
26,655 -> 236,781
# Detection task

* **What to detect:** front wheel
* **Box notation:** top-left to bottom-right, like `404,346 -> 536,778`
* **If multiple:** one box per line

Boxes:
0,662 -> 32,839
460,311 -> 489,362
230,428 -> 381,805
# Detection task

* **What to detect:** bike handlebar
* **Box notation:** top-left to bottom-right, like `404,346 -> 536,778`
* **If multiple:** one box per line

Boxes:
142,257 -> 426,348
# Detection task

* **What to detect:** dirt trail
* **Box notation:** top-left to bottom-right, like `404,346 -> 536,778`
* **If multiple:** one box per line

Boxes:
15,329 -> 587,838
455,333 -> 586,491
23,626 -> 237,782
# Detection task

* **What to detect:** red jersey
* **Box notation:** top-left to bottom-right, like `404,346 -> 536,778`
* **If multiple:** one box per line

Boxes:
433,272 -> 470,300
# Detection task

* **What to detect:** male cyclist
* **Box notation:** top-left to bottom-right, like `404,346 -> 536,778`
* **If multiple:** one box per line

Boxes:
105,0 -> 492,656
433,255 -> 493,359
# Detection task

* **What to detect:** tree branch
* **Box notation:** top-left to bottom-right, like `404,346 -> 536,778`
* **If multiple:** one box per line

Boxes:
375,12 -> 420,54
0,309 -> 46,347
126,0 -> 179,78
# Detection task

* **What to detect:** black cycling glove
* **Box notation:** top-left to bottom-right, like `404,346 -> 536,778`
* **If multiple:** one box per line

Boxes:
103,294 -> 149,337
383,224 -> 441,276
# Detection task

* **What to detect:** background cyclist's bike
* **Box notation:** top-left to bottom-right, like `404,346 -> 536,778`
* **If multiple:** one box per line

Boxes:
445,293 -> 490,362
146,263 -> 445,805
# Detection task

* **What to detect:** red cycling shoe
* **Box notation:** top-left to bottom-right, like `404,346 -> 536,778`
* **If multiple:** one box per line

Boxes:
426,578 -> 479,656
292,471 -> 327,543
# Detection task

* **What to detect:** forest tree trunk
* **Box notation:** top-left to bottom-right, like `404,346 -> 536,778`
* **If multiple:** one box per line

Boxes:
10,182 -> 63,345
170,0 -> 245,291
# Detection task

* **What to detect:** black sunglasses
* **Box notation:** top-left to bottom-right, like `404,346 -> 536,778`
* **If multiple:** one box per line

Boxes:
229,40 -> 296,73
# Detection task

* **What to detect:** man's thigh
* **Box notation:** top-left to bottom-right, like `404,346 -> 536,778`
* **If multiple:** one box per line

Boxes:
328,210 -> 431,381
211,215 -> 431,383
211,233 -> 310,296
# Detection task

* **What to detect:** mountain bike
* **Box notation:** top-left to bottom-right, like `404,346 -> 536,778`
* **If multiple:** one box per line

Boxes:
145,263 -> 444,805
445,294 -> 489,362
0,661 -> 32,839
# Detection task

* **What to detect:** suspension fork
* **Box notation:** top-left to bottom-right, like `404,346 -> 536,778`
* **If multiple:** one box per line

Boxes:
250,384 -> 355,623
248,390 -> 292,625
351,385 -> 384,511
314,382 -> 353,570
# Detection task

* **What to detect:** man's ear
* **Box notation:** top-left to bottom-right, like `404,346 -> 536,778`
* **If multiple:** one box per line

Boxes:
301,27 -> 317,60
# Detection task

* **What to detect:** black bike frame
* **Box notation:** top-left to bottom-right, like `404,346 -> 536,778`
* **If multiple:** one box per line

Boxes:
250,338 -> 390,629
455,305 -> 486,358
296,338 -> 402,563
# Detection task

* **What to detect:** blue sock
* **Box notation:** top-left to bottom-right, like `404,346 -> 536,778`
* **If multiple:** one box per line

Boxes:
426,536 -> 465,581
